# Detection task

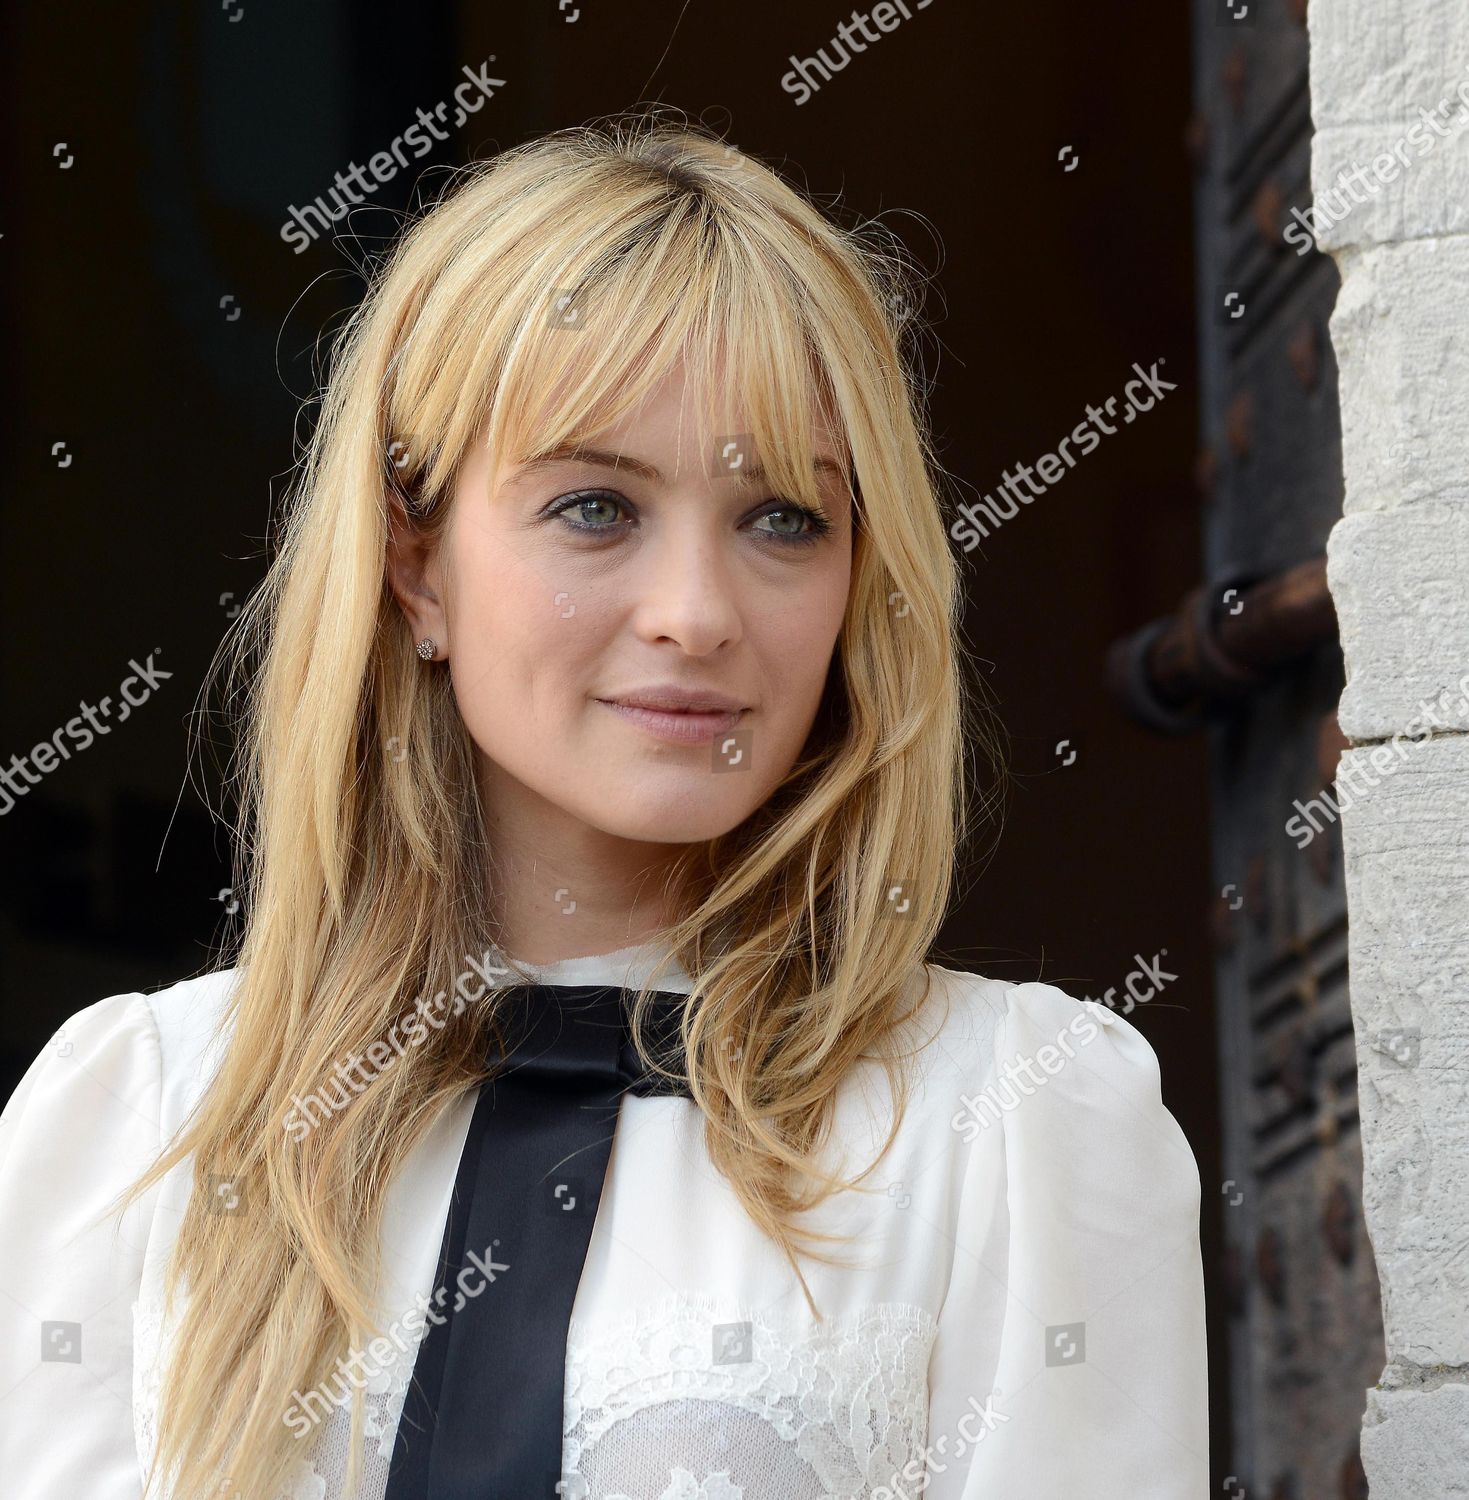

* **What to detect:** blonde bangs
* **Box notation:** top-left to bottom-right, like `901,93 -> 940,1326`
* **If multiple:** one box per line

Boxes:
387,175 -> 864,532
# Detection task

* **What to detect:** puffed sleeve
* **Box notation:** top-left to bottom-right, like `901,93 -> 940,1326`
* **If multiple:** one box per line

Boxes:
921,980 -> 1209,1499
0,990 -> 162,1498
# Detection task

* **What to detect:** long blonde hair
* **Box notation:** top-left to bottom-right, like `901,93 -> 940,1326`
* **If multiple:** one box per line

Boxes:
117,108 -> 1005,1500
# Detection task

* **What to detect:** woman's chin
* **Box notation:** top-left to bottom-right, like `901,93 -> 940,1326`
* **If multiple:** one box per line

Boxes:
577,784 -> 759,845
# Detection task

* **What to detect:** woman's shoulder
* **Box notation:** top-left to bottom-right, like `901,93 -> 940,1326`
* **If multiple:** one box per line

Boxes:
896,960 -> 1120,1084
908,960 -> 1167,1077
901,961 -> 1198,1191
1,965 -> 244,1148
138,964 -> 243,1120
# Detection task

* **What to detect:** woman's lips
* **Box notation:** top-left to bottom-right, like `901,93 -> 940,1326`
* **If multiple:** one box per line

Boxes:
595,699 -> 746,744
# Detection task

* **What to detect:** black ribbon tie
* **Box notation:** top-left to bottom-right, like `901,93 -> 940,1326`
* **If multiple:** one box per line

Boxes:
384,982 -> 694,1499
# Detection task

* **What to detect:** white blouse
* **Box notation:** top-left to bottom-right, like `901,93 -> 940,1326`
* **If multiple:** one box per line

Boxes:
0,941 -> 1209,1498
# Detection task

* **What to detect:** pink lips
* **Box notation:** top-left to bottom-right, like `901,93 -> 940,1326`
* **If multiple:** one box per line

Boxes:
594,690 -> 748,745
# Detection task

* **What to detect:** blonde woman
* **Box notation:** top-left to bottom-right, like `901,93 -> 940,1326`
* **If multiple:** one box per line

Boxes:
0,114 -> 1208,1499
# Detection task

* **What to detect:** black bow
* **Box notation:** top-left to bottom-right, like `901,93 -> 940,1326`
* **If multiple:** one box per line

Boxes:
384,983 -> 694,1499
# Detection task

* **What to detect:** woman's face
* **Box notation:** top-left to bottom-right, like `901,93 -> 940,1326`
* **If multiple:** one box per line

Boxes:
392,358 -> 853,847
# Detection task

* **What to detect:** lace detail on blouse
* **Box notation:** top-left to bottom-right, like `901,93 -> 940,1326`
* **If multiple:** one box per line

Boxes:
563,1293 -> 937,1500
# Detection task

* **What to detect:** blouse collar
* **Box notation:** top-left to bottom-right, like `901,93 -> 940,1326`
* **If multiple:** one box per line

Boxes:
496,936 -> 695,996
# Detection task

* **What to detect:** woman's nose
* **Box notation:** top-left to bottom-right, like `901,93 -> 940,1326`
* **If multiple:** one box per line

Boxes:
627,519 -> 745,654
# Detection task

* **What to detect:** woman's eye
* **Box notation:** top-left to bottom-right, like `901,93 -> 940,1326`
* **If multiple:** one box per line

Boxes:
752,507 -> 812,539
548,491 -> 629,532
749,504 -> 834,546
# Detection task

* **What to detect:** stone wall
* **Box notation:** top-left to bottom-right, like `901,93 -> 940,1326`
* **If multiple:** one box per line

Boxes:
1311,1 -> 1469,1491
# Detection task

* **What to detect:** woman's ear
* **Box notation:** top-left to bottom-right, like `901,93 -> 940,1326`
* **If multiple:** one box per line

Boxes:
385,486 -> 449,661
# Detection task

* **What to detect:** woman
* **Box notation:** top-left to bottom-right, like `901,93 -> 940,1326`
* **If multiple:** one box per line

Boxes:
0,114 -> 1208,1498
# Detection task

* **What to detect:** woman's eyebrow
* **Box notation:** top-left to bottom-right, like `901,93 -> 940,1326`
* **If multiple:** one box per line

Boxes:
512,445 -> 847,487
514,445 -> 661,481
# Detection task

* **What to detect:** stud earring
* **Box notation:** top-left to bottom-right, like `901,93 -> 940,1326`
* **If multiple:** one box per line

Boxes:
416,638 -> 437,661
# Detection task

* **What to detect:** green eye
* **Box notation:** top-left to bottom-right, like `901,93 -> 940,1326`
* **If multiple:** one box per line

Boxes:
748,503 -> 834,546
548,492 -> 629,531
